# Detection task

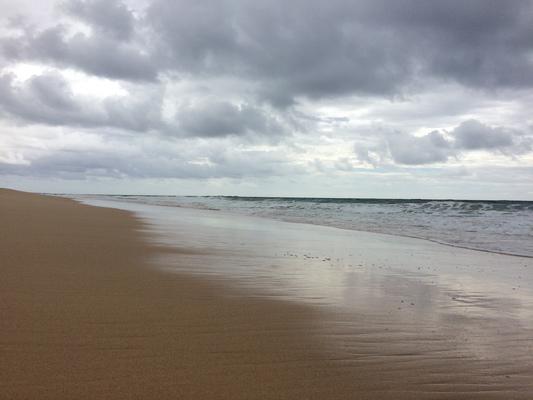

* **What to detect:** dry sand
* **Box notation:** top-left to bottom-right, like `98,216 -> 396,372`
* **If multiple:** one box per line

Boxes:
1,188 -> 532,399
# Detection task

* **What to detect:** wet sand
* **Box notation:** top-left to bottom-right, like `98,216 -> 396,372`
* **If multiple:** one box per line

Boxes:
2,189 -> 533,399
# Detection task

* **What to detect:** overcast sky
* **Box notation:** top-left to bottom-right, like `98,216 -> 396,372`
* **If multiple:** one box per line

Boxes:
1,0 -> 532,198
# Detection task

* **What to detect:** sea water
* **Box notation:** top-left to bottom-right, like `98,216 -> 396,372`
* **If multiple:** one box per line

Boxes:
75,195 -> 533,258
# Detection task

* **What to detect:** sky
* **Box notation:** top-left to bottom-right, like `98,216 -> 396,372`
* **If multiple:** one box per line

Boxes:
0,0 -> 532,199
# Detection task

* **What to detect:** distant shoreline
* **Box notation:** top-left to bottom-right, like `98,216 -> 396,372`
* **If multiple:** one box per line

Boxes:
44,191 -> 533,203
67,193 -> 533,259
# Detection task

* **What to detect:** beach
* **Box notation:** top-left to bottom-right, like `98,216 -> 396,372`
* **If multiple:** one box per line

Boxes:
2,189 -> 533,399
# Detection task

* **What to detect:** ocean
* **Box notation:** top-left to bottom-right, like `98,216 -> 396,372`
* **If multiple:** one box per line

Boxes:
76,195 -> 533,258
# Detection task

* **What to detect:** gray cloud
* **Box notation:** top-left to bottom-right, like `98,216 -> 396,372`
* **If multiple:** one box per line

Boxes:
62,0 -> 135,40
0,138 -> 298,180
3,0 -> 533,103
0,71 -> 293,139
2,24 -> 157,81
1,0 -> 533,193
0,71 -> 164,131
387,130 -> 453,165
454,120 -> 518,151
177,99 -> 286,138
145,0 -> 414,101
356,120 -> 533,166
0,71 -> 89,126
354,143 -> 388,167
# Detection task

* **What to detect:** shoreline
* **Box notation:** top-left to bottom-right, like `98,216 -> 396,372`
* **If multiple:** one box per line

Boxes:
68,194 -> 533,259
2,189 -> 533,399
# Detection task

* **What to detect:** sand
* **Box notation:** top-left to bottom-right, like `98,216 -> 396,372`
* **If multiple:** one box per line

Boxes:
1,188 -> 533,399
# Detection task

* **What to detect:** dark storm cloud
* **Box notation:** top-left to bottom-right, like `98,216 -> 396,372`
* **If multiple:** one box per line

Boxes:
130,0 -> 533,97
388,1 -> 533,89
145,0 -> 414,100
3,0 -> 533,103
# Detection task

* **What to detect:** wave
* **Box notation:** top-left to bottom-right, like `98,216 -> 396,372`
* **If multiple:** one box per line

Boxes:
74,195 -> 533,258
